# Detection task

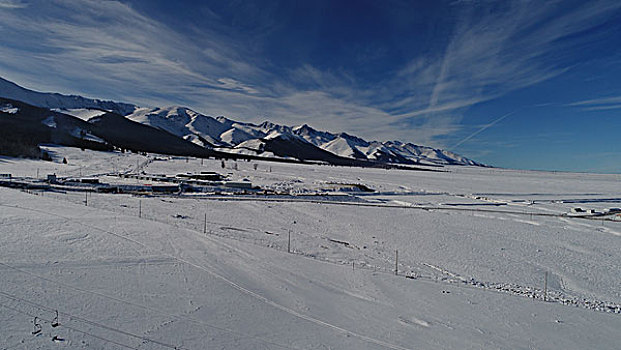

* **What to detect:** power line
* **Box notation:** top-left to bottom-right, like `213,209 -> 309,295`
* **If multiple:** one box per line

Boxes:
0,261 -> 294,350
1,202 -> 412,350
0,301 -> 139,350
0,290 -> 181,349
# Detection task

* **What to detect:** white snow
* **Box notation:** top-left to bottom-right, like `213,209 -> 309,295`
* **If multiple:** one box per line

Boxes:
69,127 -> 106,143
52,108 -> 107,121
1,146 -> 620,349
41,115 -> 56,128
127,106 -> 236,147
322,136 -> 364,159
219,127 -> 255,145
0,103 -> 18,114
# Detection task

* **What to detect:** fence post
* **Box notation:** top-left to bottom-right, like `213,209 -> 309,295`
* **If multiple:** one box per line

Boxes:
544,271 -> 548,302
139,200 -> 142,218
203,213 -> 207,234
395,250 -> 399,276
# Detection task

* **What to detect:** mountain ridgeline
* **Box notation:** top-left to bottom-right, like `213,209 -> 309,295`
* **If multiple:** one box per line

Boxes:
0,77 -> 484,168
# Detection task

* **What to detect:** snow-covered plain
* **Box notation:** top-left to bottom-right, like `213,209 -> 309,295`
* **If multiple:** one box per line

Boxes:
1,146 -> 620,349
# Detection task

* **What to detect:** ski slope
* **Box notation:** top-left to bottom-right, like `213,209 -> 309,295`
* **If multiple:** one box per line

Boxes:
0,146 -> 620,349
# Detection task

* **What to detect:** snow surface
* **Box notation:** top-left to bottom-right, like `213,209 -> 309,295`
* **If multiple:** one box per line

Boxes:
0,103 -> 19,114
41,115 -> 56,128
1,146 -> 620,349
52,108 -> 107,121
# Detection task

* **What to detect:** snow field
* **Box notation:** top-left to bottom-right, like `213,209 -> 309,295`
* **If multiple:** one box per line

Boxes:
1,147 -> 620,349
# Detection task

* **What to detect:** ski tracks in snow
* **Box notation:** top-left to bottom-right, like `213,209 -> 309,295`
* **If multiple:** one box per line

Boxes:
0,201 -> 414,350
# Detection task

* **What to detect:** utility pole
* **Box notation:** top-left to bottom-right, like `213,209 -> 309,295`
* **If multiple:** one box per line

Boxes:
395,249 -> 399,276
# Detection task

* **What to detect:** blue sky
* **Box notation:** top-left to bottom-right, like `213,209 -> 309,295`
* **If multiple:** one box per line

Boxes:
1,0 -> 621,173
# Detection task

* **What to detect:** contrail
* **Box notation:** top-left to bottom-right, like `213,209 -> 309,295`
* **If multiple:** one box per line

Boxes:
452,111 -> 515,149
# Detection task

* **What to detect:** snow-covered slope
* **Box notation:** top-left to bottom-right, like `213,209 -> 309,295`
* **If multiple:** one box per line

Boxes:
127,107 -> 235,147
51,108 -> 107,121
292,124 -> 337,146
0,77 -> 136,116
322,135 -> 369,159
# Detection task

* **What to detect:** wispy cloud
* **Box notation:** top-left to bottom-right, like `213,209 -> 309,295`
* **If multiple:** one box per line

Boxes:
581,104 -> 621,111
570,96 -> 621,106
384,1 -> 620,146
0,0 -> 27,9
0,1 -> 272,101
216,78 -> 259,94
569,96 -> 621,111
0,0 -> 619,149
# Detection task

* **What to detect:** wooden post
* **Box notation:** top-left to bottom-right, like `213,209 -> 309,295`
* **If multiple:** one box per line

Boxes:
544,271 -> 548,302
85,191 -> 88,206
395,249 -> 399,275
139,200 -> 142,218
203,213 -> 207,234
288,230 -> 291,253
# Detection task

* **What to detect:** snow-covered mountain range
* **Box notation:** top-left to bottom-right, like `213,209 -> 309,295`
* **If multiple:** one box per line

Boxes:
126,106 -> 483,166
0,77 -> 483,167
